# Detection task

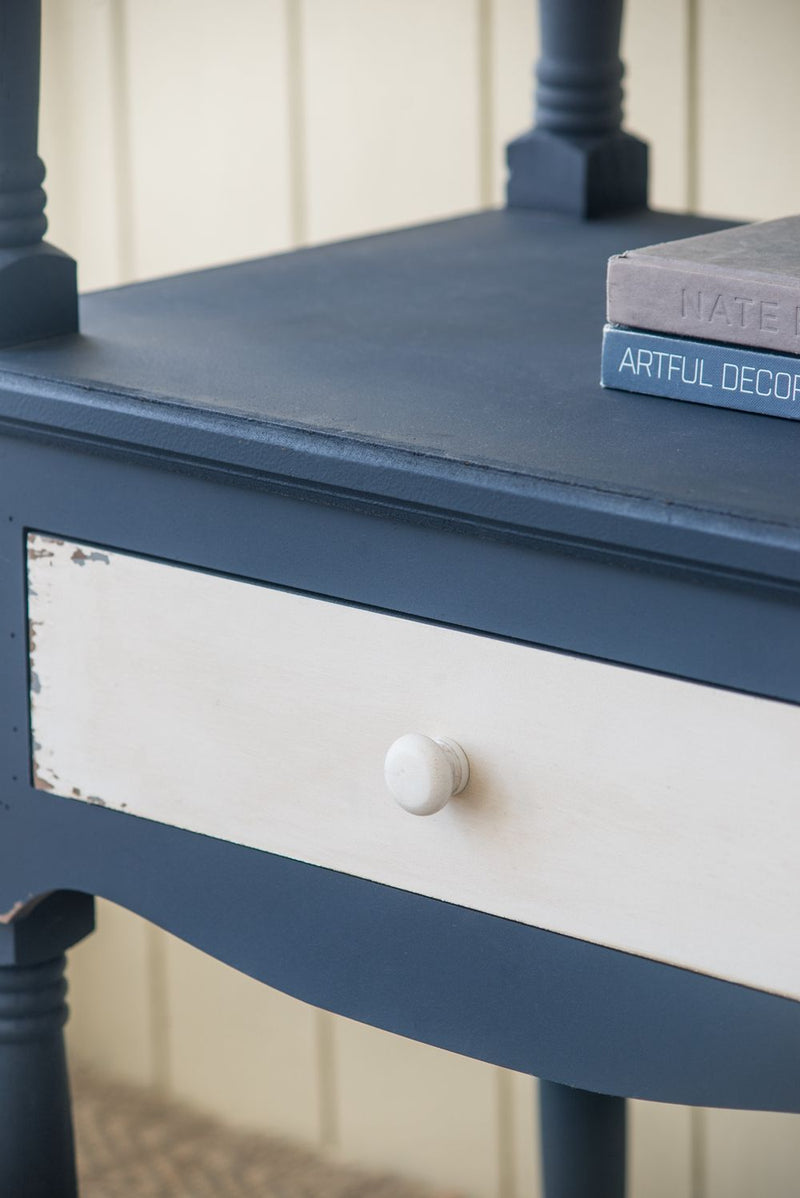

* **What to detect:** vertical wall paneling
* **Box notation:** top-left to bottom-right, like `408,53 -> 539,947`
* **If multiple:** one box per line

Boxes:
691,1106 -> 707,1198
66,901 -> 158,1088
332,1017 -> 501,1197
315,1010 -> 340,1150
509,1072 -> 541,1198
488,0 -> 537,206
495,1069 -> 517,1198
697,0 -> 800,219
120,0 -> 294,279
145,923 -> 170,1092
159,932 -> 323,1144
301,0 -> 482,243
628,1100 -> 693,1198
685,0 -> 700,214
705,1109 -> 800,1198
477,0 -> 494,208
286,0 -> 309,246
40,0 -> 125,290
622,0 -> 691,211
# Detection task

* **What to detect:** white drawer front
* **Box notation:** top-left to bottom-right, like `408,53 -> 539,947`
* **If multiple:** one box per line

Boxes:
28,534 -> 800,1000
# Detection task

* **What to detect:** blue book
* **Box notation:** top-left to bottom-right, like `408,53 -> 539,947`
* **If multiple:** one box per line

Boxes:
601,323 -> 800,420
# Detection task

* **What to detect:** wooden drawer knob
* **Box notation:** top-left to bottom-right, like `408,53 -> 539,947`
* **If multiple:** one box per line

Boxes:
384,734 -> 469,816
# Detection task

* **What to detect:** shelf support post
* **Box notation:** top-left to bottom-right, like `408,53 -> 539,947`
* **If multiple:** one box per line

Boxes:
0,891 -> 94,1197
506,0 -> 648,217
0,0 -> 78,346
539,1080 -> 626,1198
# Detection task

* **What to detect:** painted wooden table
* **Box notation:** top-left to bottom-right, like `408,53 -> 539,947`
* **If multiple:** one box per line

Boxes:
1,2 -> 800,1196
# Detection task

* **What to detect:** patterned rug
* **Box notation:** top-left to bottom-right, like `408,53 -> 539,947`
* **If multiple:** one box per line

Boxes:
73,1070 -> 455,1198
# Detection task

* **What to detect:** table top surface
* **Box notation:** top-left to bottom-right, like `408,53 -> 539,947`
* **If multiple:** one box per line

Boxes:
5,207 -> 800,583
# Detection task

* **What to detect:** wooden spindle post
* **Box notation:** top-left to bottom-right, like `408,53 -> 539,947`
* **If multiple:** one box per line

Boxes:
539,1080 -> 626,1198
506,0 -> 648,217
0,0 -> 78,346
0,891 -> 94,1197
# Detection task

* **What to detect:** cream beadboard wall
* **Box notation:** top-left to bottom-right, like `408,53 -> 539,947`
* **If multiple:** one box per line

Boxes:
38,1 -> 799,1196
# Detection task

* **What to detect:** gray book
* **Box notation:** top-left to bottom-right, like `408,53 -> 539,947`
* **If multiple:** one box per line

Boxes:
607,215 -> 800,354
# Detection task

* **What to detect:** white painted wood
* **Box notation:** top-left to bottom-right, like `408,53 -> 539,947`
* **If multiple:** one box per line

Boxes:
28,533 -> 800,1003
159,931 -> 323,1144
301,0 -> 482,243
331,1016 -> 500,1197
384,733 -> 469,816
697,0 -> 800,220
40,0 -> 126,291
120,0 -> 294,280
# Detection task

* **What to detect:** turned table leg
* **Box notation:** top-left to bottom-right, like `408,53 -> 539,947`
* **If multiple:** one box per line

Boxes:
0,0 -> 78,346
0,891 -> 94,1197
506,0 -> 648,217
539,1079 -> 626,1198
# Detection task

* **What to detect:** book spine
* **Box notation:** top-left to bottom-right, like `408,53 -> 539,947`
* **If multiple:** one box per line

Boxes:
606,256 -> 800,355
600,324 -> 800,420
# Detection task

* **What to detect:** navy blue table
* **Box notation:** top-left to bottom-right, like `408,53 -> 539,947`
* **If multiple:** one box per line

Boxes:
1,206 -> 800,1198
1,1 -> 799,1195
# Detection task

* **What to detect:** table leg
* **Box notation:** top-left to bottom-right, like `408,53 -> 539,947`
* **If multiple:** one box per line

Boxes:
0,891 -> 94,1197
539,1079 -> 626,1198
506,0 -> 648,216
0,0 -> 78,346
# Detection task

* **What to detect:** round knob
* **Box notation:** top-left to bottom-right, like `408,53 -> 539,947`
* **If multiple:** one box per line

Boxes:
384,733 -> 469,816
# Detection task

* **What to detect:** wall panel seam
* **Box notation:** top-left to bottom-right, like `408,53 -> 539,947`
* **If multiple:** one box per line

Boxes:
495,1068 -> 516,1198
287,0 -> 308,246
690,1106 -> 707,1198
477,0 -> 495,207
685,0 -> 700,212
146,924 -> 171,1093
316,1010 -> 339,1150
110,0 -> 135,281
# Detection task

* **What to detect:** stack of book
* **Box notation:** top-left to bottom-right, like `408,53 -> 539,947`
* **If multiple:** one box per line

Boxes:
601,215 -> 800,421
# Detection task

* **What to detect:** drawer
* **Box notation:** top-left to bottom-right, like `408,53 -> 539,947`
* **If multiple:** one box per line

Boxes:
28,533 -> 800,1000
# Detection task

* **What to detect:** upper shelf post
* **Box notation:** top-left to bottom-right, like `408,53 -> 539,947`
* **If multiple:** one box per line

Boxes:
0,0 -> 78,347
506,0 -> 648,218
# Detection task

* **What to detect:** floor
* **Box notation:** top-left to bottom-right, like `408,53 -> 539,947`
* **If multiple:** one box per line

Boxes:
73,1068 -> 456,1198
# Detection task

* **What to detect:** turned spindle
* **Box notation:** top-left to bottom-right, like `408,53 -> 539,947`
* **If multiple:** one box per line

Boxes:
0,0 -> 78,346
0,891 -> 94,1197
507,0 -> 648,217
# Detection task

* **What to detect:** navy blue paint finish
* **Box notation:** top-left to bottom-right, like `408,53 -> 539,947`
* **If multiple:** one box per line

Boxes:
0,891 -> 94,967
3,435 -> 800,710
507,0 -> 648,216
3,800 -> 800,1114
14,206 -> 800,592
0,0 -> 78,347
539,1082 -> 626,1198
0,896 -> 92,1198
1,438 -> 800,1112
0,956 -> 77,1197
